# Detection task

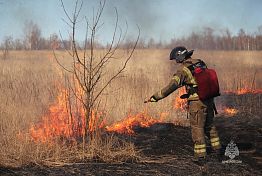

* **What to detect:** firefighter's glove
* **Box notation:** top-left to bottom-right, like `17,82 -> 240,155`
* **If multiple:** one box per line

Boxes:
144,96 -> 158,103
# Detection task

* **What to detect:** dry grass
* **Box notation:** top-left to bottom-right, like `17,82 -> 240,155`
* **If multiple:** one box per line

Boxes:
0,49 -> 261,167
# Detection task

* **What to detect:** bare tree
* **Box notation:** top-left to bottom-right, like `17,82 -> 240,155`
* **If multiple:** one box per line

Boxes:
50,33 -> 60,50
256,26 -> 262,50
23,20 -> 42,50
1,36 -> 13,59
147,38 -> 155,48
54,0 -> 139,141
14,39 -> 24,50
202,27 -> 215,49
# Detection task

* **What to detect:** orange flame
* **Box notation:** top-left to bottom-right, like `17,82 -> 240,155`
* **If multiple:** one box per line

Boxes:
224,88 -> 262,95
105,111 -> 168,134
30,80 -> 262,142
224,107 -> 238,116
29,87 -> 105,143
29,85 -> 169,141
173,88 -> 187,111
221,88 -> 262,115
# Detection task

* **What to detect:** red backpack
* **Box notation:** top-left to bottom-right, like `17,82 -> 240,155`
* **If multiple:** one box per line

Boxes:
188,60 -> 220,101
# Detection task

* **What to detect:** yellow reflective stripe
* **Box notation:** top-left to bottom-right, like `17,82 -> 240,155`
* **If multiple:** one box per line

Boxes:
150,97 -> 157,102
182,67 -> 197,85
194,144 -> 206,149
190,93 -> 198,98
172,75 -> 180,84
189,93 -> 199,100
211,141 -> 220,147
194,149 -> 206,153
159,90 -> 164,98
210,137 -> 219,143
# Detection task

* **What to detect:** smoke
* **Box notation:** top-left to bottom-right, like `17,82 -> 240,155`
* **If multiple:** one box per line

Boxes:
104,0 -> 164,41
104,0 -> 262,42
0,0 -> 261,43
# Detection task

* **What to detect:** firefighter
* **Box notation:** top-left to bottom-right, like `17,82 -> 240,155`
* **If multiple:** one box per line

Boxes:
145,46 -> 221,164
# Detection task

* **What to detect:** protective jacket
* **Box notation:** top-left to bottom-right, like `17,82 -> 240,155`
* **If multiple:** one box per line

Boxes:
152,58 -> 202,101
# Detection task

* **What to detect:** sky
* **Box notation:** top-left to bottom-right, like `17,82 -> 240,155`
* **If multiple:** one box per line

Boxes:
0,0 -> 262,43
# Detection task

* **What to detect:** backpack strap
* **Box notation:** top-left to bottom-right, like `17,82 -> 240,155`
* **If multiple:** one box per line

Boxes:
187,59 -> 207,74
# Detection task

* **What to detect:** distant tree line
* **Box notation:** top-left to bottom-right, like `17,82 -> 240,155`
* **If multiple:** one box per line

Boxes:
0,20 -> 105,51
166,27 -> 262,50
1,20 -> 262,51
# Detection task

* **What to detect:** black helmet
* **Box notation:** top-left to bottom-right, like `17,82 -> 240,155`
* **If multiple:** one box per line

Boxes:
170,46 -> 194,63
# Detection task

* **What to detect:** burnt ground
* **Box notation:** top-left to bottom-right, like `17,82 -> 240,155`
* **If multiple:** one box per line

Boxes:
1,113 -> 261,176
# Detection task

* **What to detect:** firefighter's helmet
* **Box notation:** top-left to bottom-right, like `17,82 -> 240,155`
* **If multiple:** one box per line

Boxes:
170,46 -> 194,63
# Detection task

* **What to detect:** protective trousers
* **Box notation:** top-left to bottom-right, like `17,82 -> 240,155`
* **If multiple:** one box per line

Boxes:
189,99 -> 221,158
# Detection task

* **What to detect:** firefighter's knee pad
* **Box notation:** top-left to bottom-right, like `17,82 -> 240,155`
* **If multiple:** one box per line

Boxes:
189,102 -> 206,127
189,109 -> 206,128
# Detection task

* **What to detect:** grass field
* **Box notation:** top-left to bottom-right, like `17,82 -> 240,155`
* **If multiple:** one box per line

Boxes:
0,49 -> 261,167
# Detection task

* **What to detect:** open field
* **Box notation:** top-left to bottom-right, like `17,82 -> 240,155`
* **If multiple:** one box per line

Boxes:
0,50 -> 261,175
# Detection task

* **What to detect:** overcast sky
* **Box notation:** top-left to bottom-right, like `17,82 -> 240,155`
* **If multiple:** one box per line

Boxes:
0,0 -> 261,42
